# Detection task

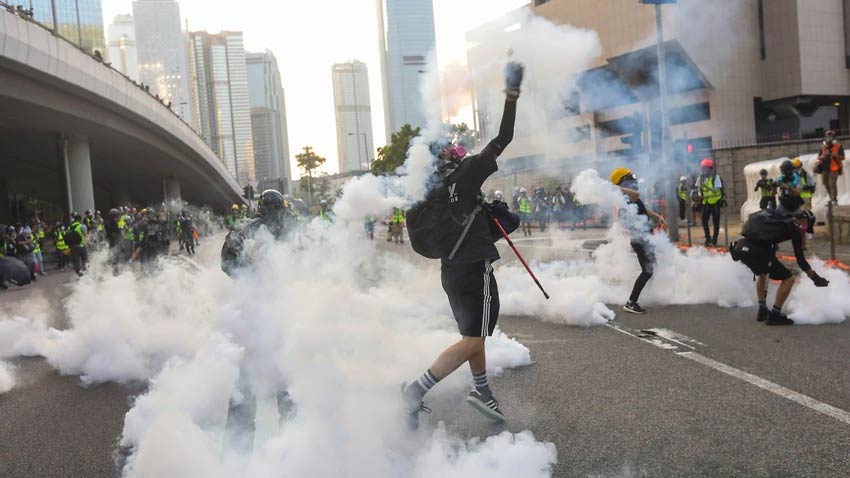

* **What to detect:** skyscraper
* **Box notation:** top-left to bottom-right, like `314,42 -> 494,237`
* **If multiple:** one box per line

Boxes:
27,0 -> 105,54
107,14 -> 139,81
376,0 -> 436,139
132,0 -> 193,127
332,61 -> 375,173
188,31 -> 255,186
247,51 -> 292,193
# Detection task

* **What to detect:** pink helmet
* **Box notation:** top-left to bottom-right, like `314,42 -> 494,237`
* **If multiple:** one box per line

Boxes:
700,158 -> 714,168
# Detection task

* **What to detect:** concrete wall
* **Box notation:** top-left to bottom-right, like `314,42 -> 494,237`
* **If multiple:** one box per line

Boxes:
710,136 -> 844,212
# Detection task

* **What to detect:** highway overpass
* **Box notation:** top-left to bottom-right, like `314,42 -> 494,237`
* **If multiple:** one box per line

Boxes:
0,7 -> 244,223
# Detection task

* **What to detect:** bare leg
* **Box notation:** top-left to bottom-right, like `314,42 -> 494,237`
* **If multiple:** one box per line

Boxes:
468,345 -> 486,375
756,275 -> 768,302
429,336 -> 485,380
774,277 -> 794,309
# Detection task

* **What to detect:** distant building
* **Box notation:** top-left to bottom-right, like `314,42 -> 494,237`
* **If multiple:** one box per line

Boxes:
376,0 -> 436,139
132,0 -> 194,127
28,0 -> 105,54
247,51 -> 292,194
332,61 -> 375,173
188,30 -> 255,186
107,14 -> 139,81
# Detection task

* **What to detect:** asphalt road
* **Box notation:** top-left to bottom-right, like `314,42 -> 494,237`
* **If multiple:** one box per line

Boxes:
2,238 -> 849,477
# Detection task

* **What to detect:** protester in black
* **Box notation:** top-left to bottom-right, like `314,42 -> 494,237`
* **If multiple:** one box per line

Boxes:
610,168 -> 666,314
732,206 -> 828,325
401,61 -> 523,430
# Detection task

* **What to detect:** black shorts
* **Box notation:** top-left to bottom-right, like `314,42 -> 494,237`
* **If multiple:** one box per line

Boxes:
441,259 -> 499,337
737,240 -> 791,280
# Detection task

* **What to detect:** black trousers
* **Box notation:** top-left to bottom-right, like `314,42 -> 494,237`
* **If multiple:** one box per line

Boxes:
70,245 -> 88,274
629,241 -> 655,303
678,198 -> 686,220
702,204 -> 721,241
759,197 -> 776,210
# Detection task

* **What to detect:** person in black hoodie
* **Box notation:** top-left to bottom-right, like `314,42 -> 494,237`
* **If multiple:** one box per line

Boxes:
400,61 -> 523,430
732,206 -> 829,325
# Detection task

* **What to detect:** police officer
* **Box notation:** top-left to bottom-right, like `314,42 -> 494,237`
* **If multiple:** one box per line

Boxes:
698,158 -> 724,246
221,189 -> 295,276
732,205 -> 829,325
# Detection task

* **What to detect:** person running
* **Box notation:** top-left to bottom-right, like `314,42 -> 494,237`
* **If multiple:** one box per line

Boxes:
610,167 -> 666,314
401,61 -> 523,430
698,158 -> 724,246
731,205 -> 829,325
754,168 -> 776,210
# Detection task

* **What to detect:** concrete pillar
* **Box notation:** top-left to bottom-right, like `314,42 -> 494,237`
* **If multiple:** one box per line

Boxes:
63,135 -> 95,215
164,177 -> 182,211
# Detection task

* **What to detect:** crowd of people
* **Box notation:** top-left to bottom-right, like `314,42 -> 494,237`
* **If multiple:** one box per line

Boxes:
0,206 -> 217,289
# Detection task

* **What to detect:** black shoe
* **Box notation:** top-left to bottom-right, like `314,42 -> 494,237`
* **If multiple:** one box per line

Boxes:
704,239 -> 712,247
766,310 -> 794,326
756,307 -> 769,322
400,382 -> 430,431
623,301 -> 646,314
467,389 -> 505,422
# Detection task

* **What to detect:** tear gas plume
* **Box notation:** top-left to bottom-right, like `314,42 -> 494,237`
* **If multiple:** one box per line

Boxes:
0,361 -> 14,394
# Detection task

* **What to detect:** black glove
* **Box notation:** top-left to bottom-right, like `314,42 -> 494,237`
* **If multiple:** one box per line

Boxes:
505,61 -> 524,99
810,272 -> 829,287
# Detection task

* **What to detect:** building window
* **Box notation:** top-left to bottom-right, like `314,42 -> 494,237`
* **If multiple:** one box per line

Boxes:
757,0 -> 766,60
669,102 -> 711,126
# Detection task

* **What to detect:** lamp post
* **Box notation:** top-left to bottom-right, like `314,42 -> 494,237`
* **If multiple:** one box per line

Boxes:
640,0 -> 678,241
348,132 -> 369,169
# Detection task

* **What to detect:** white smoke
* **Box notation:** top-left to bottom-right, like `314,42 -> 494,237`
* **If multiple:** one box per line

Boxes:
0,361 -> 14,394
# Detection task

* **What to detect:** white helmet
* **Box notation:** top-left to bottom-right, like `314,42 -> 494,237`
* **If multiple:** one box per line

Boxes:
679,176 -> 687,181
494,190 -> 504,199
520,187 -> 527,193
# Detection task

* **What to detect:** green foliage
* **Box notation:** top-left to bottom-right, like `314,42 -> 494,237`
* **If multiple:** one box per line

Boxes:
371,124 -> 421,175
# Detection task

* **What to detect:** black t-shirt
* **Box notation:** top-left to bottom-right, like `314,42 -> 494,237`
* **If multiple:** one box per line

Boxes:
441,145 -> 500,264
742,211 -> 811,272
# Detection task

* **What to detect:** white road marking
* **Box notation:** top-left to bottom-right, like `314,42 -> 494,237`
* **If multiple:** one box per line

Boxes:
678,351 -> 850,427
606,322 -> 850,427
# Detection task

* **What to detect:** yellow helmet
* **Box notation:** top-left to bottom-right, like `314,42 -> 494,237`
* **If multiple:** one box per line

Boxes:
231,204 -> 239,210
609,167 -> 632,185
791,158 -> 802,169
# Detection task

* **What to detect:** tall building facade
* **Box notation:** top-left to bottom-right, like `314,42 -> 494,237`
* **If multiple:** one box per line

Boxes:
467,0 -> 850,171
332,61 -> 375,173
132,0 -> 193,127
188,31 -> 255,185
376,0 -> 436,139
27,0 -> 105,54
247,51 -> 291,193
107,14 -> 139,81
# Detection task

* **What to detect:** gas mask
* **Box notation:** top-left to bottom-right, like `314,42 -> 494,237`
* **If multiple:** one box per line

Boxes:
620,178 -> 639,190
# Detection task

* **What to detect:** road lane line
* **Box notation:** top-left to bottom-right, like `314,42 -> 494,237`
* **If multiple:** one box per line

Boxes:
606,322 -> 850,427
678,351 -> 850,427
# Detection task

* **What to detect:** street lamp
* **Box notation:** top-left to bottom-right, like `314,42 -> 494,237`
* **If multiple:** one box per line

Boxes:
348,132 -> 369,169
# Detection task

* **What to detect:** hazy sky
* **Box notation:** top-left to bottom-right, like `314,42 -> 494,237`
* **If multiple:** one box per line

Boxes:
101,0 -> 528,177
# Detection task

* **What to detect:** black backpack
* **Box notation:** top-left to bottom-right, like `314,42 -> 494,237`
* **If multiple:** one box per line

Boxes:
741,209 -> 792,244
406,183 -> 482,260
64,228 -> 82,246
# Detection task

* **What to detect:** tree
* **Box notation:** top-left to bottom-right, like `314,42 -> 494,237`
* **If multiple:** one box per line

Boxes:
295,146 -> 327,204
371,124 -> 421,175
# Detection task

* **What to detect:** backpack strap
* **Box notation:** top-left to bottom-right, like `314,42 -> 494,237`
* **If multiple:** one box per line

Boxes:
447,204 -> 482,261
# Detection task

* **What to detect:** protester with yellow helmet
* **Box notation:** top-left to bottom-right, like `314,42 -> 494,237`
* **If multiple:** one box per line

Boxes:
226,204 -> 241,230
610,167 -> 665,314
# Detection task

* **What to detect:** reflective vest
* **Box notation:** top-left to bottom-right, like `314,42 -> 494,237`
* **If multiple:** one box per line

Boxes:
390,210 -> 404,224
55,230 -> 68,251
757,179 -> 774,198
821,142 -> 844,173
70,221 -> 86,247
29,233 -> 40,254
799,171 -> 813,199
518,197 -> 532,214
123,216 -> 135,240
118,216 -> 126,230
319,209 -> 332,222
700,175 -> 723,205
678,183 -> 688,200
